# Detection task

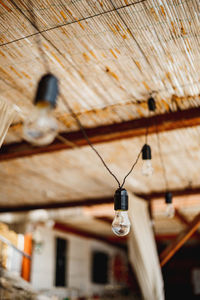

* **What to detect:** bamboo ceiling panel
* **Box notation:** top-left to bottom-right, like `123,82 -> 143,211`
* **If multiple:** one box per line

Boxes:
1,126 -> 200,207
1,0 -> 200,143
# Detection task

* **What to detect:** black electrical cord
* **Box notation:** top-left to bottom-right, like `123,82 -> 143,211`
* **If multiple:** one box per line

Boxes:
1,0 -> 146,47
12,0 -> 142,189
145,108 -> 151,145
61,96 -> 141,189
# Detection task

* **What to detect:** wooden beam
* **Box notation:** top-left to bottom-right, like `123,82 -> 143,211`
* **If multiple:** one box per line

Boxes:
2,106 -> 200,161
0,196 -> 114,213
1,186 -> 200,213
155,233 -> 200,241
160,213 -> 200,267
175,209 -> 190,226
175,209 -> 200,238
155,234 -> 179,241
53,221 -> 126,249
137,186 -> 200,200
95,216 -> 113,225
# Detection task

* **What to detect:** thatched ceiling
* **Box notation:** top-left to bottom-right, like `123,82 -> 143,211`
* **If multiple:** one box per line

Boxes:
1,0 -> 200,132
1,0 -> 200,238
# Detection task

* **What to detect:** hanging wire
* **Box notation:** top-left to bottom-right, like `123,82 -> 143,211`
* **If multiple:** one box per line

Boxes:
1,0 -> 146,47
61,95 -> 141,188
145,108 -> 151,145
10,0 -> 142,189
61,95 -> 121,187
5,0 -> 200,191
120,149 -> 142,188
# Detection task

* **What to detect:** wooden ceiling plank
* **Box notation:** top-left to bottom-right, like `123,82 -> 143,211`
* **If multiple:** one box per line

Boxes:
160,213 -> 200,267
2,106 -> 200,161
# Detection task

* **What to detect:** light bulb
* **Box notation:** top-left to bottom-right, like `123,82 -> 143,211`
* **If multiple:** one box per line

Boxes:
141,144 -> 153,177
165,203 -> 175,218
165,192 -> 174,218
142,159 -> 154,176
23,73 -> 59,146
23,103 -> 58,146
112,210 -> 130,236
112,188 -> 131,237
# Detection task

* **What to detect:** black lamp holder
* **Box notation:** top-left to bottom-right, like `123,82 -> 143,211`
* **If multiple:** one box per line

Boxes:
34,73 -> 59,108
114,188 -> 128,211
165,192 -> 173,204
148,97 -> 156,112
142,144 -> 152,160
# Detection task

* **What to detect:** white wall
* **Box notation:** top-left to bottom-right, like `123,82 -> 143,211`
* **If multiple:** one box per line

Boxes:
31,226 -> 127,297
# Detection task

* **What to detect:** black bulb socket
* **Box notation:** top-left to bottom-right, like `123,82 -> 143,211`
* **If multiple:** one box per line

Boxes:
165,192 -> 172,204
148,97 -> 156,112
142,144 -> 152,160
114,188 -> 128,211
34,73 -> 59,108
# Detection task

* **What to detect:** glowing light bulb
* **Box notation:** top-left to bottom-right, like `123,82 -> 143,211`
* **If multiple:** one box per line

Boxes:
112,188 -> 131,237
23,73 -> 59,146
142,159 -> 154,176
141,144 -> 153,177
23,103 -> 58,146
112,210 -> 130,236
165,203 -> 175,218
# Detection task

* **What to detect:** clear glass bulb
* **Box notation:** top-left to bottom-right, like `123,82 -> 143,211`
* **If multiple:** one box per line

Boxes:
142,159 -> 154,177
165,203 -> 175,218
23,103 -> 58,146
112,211 -> 131,237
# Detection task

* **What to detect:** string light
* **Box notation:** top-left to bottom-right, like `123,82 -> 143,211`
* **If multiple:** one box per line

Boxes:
62,97 -> 141,237
165,192 -> 175,218
142,144 -> 153,177
112,188 -> 130,236
14,0 -> 142,237
23,74 -> 59,146
141,97 -> 156,177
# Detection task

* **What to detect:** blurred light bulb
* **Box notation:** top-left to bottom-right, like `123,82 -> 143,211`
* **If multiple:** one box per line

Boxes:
142,159 -> 154,176
112,211 -> 130,237
33,228 -> 44,254
23,103 -> 58,146
165,203 -> 175,218
141,144 -> 153,177
23,73 -> 59,146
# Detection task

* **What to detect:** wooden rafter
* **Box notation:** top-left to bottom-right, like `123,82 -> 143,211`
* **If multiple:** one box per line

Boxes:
2,106 -> 200,161
1,186 -> 200,212
156,234 -> 200,241
160,213 -> 200,267
95,216 -> 113,225
138,186 -> 200,200
54,221 -> 126,249
175,209 -> 190,226
0,196 -> 114,213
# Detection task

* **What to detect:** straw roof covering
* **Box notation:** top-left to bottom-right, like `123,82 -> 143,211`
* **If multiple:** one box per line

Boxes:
1,0 -> 200,239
